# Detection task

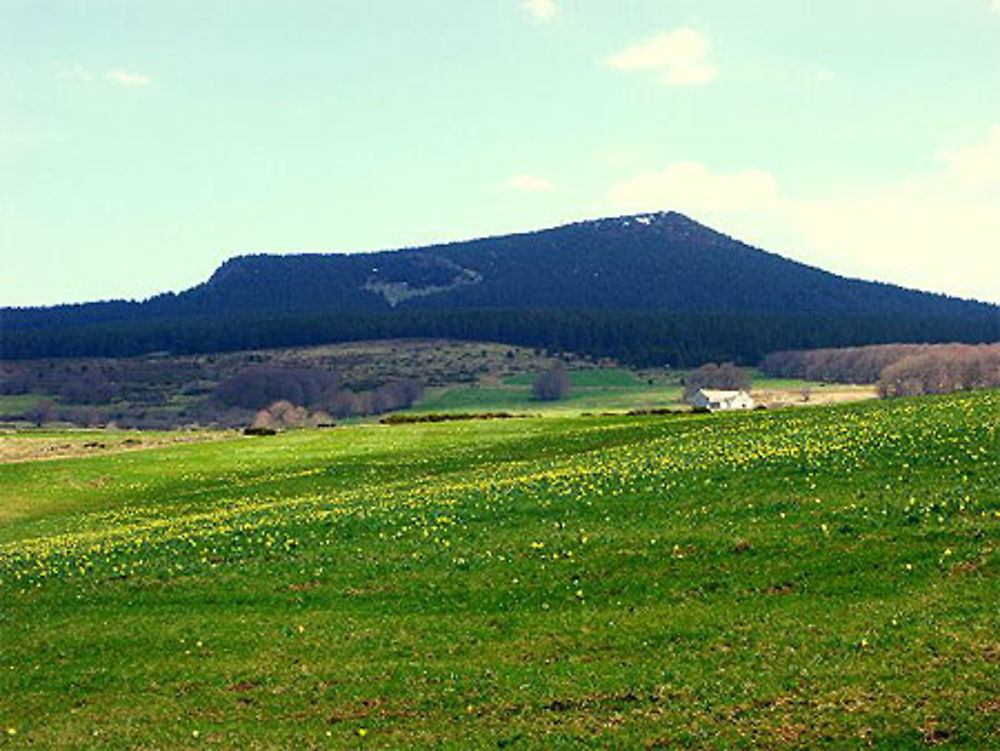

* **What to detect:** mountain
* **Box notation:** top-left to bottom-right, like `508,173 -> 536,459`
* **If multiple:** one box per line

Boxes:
3,212 -> 997,365
155,211 -> 997,317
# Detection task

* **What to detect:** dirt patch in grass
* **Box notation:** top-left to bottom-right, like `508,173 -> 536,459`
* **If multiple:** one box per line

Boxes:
0,430 -> 229,464
752,385 -> 878,408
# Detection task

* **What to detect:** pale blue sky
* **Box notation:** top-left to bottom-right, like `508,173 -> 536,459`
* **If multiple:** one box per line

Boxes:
3,0 -> 999,306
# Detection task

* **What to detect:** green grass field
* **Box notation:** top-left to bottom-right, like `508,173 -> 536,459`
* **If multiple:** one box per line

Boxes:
501,369 -> 647,388
2,392 -> 999,748
413,384 -> 687,415
416,368 -> 683,415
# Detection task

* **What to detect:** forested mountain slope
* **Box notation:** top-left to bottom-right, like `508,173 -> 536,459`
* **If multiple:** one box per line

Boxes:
3,212 -> 997,363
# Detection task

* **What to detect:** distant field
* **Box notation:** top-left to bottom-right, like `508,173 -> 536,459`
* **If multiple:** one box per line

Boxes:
413,369 -> 871,415
2,391 -> 999,747
0,393 -> 45,414
405,367 -> 681,414
502,369 -> 645,388
414,383 -> 685,415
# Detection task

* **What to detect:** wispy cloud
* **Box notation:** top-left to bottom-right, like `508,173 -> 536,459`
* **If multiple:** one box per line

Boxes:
940,126 -> 1000,187
521,0 -> 558,23
55,64 -> 95,84
106,69 -> 153,87
57,65 -> 154,88
505,174 -> 556,192
605,29 -> 717,86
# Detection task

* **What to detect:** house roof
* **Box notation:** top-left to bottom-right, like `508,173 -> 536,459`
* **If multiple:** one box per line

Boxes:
697,389 -> 749,400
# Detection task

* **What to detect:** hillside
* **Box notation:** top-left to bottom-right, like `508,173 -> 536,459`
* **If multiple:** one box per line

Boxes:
3,212 -> 997,363
3,392 -> 999,746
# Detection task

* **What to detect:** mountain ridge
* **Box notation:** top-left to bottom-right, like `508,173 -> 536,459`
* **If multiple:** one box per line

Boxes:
173,210 -> 993,319
3,211 -> 997,365
7,210 -> 997,316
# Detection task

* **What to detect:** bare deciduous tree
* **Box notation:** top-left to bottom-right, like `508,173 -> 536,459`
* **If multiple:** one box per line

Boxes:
760,343 -> 1000,397
533,367 -> 570,401
683,362 -> 751,401
25,399 -> 57,427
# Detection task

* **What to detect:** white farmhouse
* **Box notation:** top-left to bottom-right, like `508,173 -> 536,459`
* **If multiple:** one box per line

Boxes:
690,389 -> 756,412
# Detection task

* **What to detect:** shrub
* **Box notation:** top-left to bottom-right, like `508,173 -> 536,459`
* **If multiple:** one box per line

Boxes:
243,426 -> 277,436
59,372 -> 119,404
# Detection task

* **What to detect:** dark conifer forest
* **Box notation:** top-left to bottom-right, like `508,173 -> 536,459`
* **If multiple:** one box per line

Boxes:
4,212 -> 997,365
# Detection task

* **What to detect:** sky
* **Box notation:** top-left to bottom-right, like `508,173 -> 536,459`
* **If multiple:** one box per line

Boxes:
2,0 -> 1000,307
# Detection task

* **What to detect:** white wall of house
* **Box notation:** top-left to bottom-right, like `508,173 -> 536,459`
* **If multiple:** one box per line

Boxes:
691,389 -> 756,411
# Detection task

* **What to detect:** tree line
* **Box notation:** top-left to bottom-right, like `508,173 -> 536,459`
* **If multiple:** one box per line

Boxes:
212,364 -> 424,420
4,308 -> 997,369
11,363 -> 424,429
761,343 -> 1000,397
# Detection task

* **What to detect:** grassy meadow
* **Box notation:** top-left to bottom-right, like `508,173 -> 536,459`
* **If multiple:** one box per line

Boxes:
1,391 -> 999,748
